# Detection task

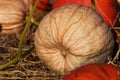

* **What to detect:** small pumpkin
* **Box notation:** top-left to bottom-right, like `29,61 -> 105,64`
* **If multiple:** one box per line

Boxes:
0,0 -> 31,34
34,4 -> 115,74
52,0 -> 118,27
63,63 -> 120,80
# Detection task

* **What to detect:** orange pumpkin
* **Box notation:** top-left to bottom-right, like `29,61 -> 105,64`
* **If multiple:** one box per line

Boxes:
34,4 -> 115,74
63,63 -> 120,80
32,0 -> 50,10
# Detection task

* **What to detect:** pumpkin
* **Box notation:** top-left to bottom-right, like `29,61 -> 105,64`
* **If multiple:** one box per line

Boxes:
0,0 -> 31,34
32,0 -> 49,10
63,63 -> 120,80
34,4 -> 115,74
23,0 -> 32,11
118,0 -> 120,5
52,0 -> 118,27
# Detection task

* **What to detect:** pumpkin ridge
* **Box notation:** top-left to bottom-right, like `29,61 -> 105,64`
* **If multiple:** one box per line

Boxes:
69,24 -> 97,52
96,64 -> 111,79
61,5 -> 83,45
49,13 -> 66,45
61,15 -> 83,47
1,21 -> 25,27
35,32 -> 55,49
49,14 -> 58,44
2,23 -> 24,30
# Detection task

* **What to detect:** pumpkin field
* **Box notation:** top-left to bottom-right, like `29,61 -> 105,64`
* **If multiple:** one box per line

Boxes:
0,0 -> 120,80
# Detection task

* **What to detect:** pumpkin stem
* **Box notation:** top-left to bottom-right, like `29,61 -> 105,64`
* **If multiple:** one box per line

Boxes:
61,49 -> 68,58
91,0 -> 96,10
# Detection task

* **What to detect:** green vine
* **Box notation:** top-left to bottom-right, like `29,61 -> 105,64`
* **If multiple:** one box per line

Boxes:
17,0 -> 39,59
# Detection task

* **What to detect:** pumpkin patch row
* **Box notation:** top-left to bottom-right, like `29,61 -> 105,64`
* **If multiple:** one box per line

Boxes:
0,0 -> 119,80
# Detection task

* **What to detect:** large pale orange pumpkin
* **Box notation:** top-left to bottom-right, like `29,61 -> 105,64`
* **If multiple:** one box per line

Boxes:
34,4 -> 115,74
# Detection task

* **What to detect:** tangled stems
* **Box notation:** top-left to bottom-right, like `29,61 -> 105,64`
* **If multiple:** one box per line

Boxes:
0,0 -> 39,70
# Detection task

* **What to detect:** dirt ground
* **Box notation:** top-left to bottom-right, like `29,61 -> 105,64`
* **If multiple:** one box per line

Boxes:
0,5 -> 120,80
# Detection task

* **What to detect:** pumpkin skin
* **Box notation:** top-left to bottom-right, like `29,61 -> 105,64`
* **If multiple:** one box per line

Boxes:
63,63 -> 120,80
32,0 -> 49,10
34,4 -> 115,74
23,0 -> 32,11
118,0 -> 120,5
52,0 -> 117,27
0,0 -> 31,34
